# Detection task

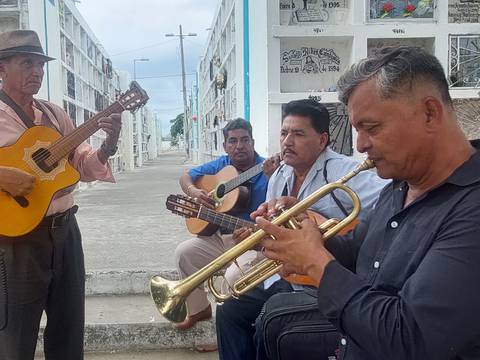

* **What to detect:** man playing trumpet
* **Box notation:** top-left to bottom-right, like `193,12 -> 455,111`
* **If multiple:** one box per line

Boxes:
255,47 -> 480,359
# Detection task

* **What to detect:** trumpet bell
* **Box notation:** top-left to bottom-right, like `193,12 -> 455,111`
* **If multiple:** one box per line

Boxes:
150,276 -> 187,323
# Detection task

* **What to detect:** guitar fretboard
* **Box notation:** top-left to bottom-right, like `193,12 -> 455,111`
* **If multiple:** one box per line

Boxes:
198,206 -> 256,232
223,162 -> 264,194
45,102 -> 125,166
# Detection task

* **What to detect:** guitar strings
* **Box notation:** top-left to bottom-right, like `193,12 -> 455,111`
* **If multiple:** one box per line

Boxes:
30,102 -> 123,165
224,162 -> 264,193
31,121 -> 99,164
31,122 -> 96,163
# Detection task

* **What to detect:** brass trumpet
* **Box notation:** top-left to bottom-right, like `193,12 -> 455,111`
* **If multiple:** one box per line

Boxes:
150,159 -> 375,323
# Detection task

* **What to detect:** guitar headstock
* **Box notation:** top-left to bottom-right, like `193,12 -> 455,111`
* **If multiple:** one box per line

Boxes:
117,81 -> 149,113
166,194 -> 201,219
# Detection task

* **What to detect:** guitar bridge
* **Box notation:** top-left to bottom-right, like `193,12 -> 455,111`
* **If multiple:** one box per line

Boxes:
32,148 -> 57,173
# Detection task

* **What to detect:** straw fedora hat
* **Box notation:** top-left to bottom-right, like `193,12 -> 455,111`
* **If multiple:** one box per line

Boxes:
0,30 -> 55,61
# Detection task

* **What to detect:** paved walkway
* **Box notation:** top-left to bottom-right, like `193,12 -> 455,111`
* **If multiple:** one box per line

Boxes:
76,152 -> 193,272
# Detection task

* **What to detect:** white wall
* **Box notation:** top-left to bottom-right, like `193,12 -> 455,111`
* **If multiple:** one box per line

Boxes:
27,0 -> 63,105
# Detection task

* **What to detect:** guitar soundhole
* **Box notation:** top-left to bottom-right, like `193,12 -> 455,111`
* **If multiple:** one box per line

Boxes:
32,148 -> 56,173
13,196 -> 29,208
216,184 -> 226,199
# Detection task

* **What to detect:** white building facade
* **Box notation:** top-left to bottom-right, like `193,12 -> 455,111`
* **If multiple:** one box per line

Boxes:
195,0 -> 480,162
0,0 -> 158,172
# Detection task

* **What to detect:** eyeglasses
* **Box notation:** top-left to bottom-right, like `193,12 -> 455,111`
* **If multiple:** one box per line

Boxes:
226,137 -> 252,146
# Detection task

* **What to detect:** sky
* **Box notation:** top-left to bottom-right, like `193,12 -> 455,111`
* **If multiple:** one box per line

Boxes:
75,0 -> 218,136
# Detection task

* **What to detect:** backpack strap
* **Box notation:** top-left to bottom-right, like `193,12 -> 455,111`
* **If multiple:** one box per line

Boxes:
323,159 -> 349,217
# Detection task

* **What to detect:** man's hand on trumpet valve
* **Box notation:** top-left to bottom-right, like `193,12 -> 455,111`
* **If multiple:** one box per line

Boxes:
251,196 -> 328,226
251,196 -> 300,220
256,216 -> 335,287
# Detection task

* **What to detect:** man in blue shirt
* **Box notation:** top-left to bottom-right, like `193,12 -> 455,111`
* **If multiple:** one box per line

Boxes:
174,118 -> 278,331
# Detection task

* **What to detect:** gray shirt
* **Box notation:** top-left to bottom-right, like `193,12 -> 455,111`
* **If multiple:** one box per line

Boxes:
266,147 -> 389,220
264,147 -> 389,289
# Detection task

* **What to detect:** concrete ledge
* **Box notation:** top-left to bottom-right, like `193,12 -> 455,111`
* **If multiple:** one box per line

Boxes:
37,320 -> 216,353
36,295 -> 216,353
86,269 -> 179,296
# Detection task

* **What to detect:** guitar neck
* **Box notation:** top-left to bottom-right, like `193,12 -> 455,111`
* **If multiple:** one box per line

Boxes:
46,102 -> 125,165
198,206 -> 256,232
224,162 -> 263,193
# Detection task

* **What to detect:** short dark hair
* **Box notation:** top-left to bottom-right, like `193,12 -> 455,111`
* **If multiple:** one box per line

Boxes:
337,46 -> 452,106
282,99 -> 330,137
222,118 -> 252,141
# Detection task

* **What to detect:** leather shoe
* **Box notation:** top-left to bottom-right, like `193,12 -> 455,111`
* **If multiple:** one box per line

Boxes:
174,304 -> 212,330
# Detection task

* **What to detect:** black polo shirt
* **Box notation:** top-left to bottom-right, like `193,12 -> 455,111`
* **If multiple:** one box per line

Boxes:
320,142 -> 480,360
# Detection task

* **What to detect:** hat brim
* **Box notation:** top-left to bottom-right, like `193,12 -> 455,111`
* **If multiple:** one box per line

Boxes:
0,50 -> 55,61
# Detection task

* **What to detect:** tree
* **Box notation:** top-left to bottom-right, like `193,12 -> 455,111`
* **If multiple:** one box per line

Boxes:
170,113 -> 184,146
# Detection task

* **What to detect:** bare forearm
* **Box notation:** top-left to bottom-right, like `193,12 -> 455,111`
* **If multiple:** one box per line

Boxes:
179,171 -> 195,195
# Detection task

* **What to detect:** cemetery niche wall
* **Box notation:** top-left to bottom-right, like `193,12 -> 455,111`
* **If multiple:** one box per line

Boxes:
368,0 -> 435,20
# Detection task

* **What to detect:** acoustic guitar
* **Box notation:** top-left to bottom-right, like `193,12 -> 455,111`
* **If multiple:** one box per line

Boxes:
0,82 -> 149,237
186,161 -> 267,236
167,194 -> 357,286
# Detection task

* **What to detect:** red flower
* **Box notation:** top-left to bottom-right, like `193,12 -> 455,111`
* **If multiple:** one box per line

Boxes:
405,4 -> 416,13
383,2 -> 394,12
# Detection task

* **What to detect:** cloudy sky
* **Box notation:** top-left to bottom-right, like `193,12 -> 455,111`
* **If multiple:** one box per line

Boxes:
75,0 -> 218,135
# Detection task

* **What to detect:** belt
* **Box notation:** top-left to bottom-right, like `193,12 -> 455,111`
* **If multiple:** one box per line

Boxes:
41,205 -> 78,229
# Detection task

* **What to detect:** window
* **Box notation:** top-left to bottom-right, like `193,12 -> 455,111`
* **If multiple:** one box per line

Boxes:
68,102 -> 76,126
67,70 -> 75,99
0,0 -> 20,6
368,0 -> 435,21
449,35 -> 480,88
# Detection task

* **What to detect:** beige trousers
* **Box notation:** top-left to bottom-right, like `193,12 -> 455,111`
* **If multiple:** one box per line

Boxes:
175,232 -> 262,315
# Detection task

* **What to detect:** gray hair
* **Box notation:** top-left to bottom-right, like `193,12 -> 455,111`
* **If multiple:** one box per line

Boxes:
337,46 -> 452,106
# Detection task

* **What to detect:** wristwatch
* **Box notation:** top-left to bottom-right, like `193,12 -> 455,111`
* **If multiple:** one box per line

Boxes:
101,142 -> 118,157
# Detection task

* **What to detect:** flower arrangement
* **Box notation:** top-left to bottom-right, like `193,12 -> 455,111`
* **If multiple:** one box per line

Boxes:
380,2 -> 394,18
404,3 -> 416,16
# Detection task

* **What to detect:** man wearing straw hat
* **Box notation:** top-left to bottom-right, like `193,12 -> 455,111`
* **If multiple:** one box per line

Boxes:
0,29 -> 121,360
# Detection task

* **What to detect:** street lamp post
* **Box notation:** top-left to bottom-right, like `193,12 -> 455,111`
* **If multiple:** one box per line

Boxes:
166,25 -> 197,158
133,58 -> 149,81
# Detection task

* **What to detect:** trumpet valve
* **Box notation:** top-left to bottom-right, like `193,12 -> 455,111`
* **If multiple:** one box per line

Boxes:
318,218 -> 340,234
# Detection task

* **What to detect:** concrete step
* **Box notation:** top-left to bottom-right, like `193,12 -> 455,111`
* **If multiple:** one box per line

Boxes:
85,269 -> 177,296
36,294 -> 217,354
36,349 -> 218,360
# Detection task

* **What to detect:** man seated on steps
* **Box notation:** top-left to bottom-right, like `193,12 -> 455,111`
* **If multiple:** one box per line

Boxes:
174,118 -> 279,331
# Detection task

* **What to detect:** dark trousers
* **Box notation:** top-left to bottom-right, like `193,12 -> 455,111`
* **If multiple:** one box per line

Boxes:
216,279 -> 292,360
0,207 -> 85,360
